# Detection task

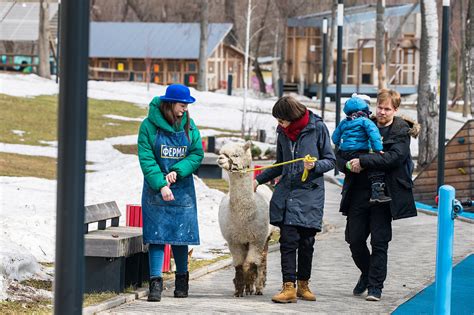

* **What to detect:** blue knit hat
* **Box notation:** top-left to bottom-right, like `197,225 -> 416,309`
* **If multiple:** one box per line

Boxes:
343,96 -> 370,115
159,84 -> 196,104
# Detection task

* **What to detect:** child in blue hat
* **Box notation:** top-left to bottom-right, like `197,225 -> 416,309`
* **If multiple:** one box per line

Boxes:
332,94 -> 391,203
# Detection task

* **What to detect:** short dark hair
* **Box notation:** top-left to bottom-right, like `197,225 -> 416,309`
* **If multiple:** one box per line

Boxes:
272,96 -> 307,122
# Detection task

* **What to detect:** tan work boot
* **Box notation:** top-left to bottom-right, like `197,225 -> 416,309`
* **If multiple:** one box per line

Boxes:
271,282 -> 297,303
297,280 -> 316,301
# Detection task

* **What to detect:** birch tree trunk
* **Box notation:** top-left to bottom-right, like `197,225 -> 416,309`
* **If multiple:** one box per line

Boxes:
252,0 -> 271,94
241,0 -> 251,137
38,0 -> 51,78
327,0 -> 337,84
197,0 -> 209,91
417,0 -> 439,169
272,18 -> 280,97
461,0 -> 469,117
376,0 -> 386,89
466,0 -> 474,115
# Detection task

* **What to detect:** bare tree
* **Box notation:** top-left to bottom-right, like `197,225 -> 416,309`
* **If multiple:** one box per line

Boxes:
461,0 -> 470,117
242,0 -> 252,137
327,0 -> 337,84
451,0 -> 465,108
252,0 -> 271,94
225,0 -> 235,25
417,0 -> 439,169
272,15 -> 281,97
197,0 -> 209,91
467,0 -> 474,115
91,0 -> 102,21
38,0 -> 51,78
121,0 -> 129,21
274,0 -> 305,82
376,0 -> 386,89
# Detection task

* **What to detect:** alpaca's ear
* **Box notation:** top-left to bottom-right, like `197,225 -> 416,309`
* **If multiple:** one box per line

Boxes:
243,141 -> 252,151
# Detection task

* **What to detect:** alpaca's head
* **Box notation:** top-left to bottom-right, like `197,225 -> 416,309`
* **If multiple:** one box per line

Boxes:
217,141 -> 252,172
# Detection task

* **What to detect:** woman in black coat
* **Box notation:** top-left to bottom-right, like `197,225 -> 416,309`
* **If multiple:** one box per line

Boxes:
255,96 -> 335,303
338,89 -> 419,301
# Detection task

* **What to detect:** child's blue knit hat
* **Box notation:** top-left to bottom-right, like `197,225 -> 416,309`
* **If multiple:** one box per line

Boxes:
343,96 -> 370,115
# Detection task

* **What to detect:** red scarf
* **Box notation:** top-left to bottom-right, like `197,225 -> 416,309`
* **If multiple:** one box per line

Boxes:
281,110 -> 310,142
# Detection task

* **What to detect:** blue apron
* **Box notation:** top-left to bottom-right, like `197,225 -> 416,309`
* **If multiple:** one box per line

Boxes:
141,129 -> 200,245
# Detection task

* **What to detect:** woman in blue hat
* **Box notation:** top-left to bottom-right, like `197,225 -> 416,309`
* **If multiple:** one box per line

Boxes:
138,84 -> 204,302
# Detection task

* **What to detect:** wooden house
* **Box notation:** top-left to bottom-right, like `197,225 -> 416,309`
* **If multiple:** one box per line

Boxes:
286,4 -> 420,97
413,120 -> 474,206
89,22 -> 245,91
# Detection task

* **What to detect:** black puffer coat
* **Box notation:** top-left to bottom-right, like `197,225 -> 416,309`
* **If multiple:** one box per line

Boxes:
338,116 -> 419,220
256,112 -> 335,231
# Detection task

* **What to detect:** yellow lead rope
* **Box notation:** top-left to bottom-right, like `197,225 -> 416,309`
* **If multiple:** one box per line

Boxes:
239,154 -> 317,182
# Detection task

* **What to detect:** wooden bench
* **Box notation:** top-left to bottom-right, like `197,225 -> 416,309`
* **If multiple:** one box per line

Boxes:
84,201 -> 149,293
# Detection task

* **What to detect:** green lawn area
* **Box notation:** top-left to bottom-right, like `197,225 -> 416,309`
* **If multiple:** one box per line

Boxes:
0,94 -> 146,178
0,94 -> 146,146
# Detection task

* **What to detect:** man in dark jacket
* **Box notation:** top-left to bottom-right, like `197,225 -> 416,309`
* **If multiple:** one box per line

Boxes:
338,89 -> 419,301
255,96 -> 335,303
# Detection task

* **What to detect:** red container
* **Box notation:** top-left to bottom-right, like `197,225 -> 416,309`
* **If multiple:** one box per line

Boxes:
126,204 -> 142,227
126,204 -> 171,272
253,165 -> 262,179
162,245 -> 172,272
201,139 -> 207,152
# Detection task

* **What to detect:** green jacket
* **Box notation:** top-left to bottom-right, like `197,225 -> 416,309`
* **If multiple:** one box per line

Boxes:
138,97 -> 204,190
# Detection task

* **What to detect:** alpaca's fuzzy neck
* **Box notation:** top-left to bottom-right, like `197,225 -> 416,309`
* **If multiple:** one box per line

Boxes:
228,171 -> 255,210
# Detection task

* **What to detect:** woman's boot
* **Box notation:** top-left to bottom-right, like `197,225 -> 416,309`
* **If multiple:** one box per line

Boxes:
271,282 -> 297,303
174,272 -> 189,298
297,280 -> 316,301
147,277 -> 163,302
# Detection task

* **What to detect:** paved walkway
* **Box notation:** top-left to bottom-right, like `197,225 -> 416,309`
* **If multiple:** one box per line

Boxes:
100,181 -> 473,314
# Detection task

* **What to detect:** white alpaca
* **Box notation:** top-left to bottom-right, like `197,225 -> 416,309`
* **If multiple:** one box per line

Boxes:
217,141 -> 271,297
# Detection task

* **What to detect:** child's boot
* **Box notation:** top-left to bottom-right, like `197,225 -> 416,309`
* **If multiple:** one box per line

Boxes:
370,182 -> 391,204
272,282 -> 297,303
174,272 -> 189,298
147,277 -> 163,302
297,280 -> 316,301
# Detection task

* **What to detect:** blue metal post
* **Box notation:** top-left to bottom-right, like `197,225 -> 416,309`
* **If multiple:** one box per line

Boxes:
434,185 -> 455,315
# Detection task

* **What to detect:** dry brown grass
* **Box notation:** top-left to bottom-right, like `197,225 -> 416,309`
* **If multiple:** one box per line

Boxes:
202,178 -> 229,193
113,144 -> 138,155
0,153 -> 56,179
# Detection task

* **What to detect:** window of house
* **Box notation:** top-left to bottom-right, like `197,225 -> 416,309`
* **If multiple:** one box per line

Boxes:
168,72 -> 181,83
208,62 -> 215,73
168,61 -> 181,72
133,60 -> 146,71
228,62 -> 235,73
99,60 -> 109,69
186,62 -> 197,72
